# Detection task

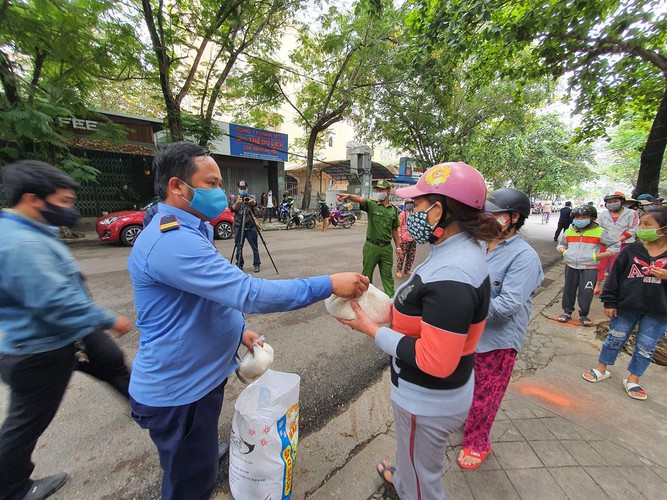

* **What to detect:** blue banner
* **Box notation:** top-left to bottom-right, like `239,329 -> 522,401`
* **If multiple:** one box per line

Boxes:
229,123 -> 288,162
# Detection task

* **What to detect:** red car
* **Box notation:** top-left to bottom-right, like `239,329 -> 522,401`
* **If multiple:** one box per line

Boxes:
95,198 -> 235,246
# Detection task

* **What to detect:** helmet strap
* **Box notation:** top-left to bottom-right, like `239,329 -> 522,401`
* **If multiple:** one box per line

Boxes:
428,205 -> 467,243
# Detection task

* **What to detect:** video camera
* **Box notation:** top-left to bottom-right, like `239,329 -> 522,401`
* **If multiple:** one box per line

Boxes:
242,196 -> 251,203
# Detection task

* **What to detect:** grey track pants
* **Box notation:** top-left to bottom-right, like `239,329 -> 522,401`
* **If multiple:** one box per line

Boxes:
562,266 -> 598,316
392,401 -> 468,500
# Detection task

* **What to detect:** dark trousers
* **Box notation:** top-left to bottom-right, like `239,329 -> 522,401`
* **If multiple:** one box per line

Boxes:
263,207 -> 274,222
554,220 -> 569,240
0,331 -> 129,499
130,380 -> 226,500
562,266 -> 598,316
234,226 -> 260,269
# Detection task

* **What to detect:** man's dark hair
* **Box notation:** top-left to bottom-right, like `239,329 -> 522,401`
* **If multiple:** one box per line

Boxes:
2,160 -> 78,206
153,141 -> 210,201
565,201 -> 572,207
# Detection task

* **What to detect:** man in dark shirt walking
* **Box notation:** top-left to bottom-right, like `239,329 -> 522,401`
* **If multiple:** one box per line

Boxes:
554,201 -> 573,241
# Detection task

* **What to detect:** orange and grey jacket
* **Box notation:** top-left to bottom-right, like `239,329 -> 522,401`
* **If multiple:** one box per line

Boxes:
556,224 -> 620,270
375,232 -> 490,417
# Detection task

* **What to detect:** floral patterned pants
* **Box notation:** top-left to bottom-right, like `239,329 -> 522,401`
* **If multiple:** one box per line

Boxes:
461,348 -> 517,452
396,241 -> 416,273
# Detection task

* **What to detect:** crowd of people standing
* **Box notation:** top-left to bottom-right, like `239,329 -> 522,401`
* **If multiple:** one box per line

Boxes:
2,148 -> 666,500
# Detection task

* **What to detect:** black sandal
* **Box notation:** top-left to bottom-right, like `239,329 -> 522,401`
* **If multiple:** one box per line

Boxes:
377,460 -> 395,485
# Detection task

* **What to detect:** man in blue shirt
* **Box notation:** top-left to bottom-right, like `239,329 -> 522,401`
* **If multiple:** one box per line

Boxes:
0,161 -> 132,500
127,142 -> 368,500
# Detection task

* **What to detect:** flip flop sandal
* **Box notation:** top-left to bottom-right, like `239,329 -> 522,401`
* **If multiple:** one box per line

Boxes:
557,313 -> 572,323
377,460 -> 396,485
456,447 -> 491,470
623,379 -> 648,401
581,368 -> 611,383
579,316 -> 593,326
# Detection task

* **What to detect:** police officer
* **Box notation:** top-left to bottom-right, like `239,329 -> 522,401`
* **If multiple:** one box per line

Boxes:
127,142 -> 369,500
230,180 -> 261,272
337,179 -> 401,296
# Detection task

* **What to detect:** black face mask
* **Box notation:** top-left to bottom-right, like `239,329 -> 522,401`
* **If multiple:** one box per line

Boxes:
41,201 -> 80,228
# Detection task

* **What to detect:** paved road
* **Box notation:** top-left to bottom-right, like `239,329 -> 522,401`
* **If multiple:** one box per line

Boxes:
0,214 -> 562,498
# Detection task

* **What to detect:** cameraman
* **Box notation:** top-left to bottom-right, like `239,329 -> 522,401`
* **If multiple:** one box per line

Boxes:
230,180 -> 261,273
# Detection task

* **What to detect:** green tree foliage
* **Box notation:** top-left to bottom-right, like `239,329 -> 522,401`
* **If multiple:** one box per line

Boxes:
244,0 -> 398,209
0,0 -> 144,179
139,0 -> 300,145
472,113 -> 596,196
406,0 -> 667,197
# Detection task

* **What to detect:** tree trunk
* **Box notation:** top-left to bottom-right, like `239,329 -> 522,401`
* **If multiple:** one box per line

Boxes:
633,86 -> 667,198
166,98 -> 183,142
302,131 -> 318,211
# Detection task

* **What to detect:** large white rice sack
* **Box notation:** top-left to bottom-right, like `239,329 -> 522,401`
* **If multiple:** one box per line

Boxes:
324,283 -> 392,324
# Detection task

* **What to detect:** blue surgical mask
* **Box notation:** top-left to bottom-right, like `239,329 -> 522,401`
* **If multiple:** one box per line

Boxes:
239,189 -> 248,196
404,204 -> 414,211
572,219 -> 590,229
406,203 -> 437,244
181,181 -> 228,219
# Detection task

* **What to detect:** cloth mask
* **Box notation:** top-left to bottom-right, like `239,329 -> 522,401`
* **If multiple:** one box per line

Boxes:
239,189 -> 248,196
181,181 -> 228,219
572,219 -> 591,229
637,228 -> 665,242
406,204 -> 437,244
495,213 -> 511,231
41,202 -> 80,228
606,202 -> 622,212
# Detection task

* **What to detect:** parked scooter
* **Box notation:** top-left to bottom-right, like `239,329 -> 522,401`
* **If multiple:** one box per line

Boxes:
287,210 -> 317,230
328,207 -> 356,229
277,200 -> 292,223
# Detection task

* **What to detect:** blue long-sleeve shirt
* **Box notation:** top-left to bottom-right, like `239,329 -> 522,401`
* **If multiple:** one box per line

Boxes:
477,235 -> 544,353
0,210 -> 117,355
127,203 -> 332,407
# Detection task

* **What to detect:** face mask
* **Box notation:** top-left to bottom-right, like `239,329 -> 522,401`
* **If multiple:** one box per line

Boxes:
404,204 -> 414,211
375,192 -> 388,201
268,191 -> 272,195
181,181 -> 228,219
406,204 -> 437,244
606,202 -> 622,211
637,228 -> 665,242
572,219 -> 590,229
41,201 -> 80,228
495,213 -> 511,231
239,189 -> 248,196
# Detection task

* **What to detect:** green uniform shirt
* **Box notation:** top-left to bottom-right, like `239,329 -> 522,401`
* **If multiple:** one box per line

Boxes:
361,199 -> 399,244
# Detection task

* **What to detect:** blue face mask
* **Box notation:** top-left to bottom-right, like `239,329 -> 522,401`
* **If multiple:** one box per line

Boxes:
404,204 -> 414,211
572,219 -> 590,229
181,180 -> 228,219
239,189 -> 248,196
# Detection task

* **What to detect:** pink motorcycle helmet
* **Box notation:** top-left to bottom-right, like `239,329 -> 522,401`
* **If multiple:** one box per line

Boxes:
395,162 -> 487,209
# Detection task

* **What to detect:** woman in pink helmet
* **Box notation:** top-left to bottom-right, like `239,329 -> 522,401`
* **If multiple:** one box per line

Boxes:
338,162 -> 501,499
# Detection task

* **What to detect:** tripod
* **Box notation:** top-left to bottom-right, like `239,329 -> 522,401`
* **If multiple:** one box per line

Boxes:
230,201 -> 279,274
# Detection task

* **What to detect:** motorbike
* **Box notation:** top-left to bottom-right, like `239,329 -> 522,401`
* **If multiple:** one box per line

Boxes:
328,209 -> 356,229
286,210 -> 317,230
277,200 -> 292,222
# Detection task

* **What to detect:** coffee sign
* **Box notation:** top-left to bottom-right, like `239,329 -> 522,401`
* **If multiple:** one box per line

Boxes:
58,117 -> 98,131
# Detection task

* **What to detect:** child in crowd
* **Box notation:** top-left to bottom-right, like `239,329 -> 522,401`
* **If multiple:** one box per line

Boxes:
396,199 -> 416,278
594,191 -> 639,294
556,205 -> 619,325
581,207 -> 667,400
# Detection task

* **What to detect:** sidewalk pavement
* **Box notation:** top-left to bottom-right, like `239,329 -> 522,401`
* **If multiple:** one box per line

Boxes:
215,264 -> 667,499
